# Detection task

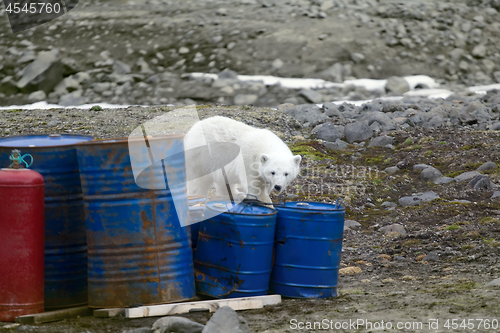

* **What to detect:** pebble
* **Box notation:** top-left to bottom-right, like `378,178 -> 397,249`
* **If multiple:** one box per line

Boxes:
379,223 -> 407,236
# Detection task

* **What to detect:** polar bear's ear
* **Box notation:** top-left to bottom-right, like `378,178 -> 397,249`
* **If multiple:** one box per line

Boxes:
293,155 -> 302,165
260,154 -> 269,164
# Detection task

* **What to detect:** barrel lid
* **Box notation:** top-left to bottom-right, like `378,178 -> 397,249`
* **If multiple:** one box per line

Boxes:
206,200 -> 276,215
277,201 -> 344,211
0,134 -> 93,148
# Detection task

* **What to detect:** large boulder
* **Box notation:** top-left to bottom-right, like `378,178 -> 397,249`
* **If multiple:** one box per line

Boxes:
17,49 -> 63,94
344,121 -> 373,143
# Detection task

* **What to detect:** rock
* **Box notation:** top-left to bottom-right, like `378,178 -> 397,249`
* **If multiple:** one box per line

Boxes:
59,90 -> 85,106
490,122 -> 500,130
178,47 -> 190,54
492,191 -> 500,200
320,63 -> 344,82
277,103 -> 295,112
434,177 -> 454,185
312,122 -> 342,142
344,219 -> 361,230
234,94 -> 258,105
344,121 -> 373,143
423,252 -> 439,262
218,69 -> 238,79
92,82 -> 111,93
152,316 -> 204,333
477,161 -> 498,171
322,102 -> 342,117
113,60 -> 132,75
450,199 -> 471,204
202,306 -> 251,333
299,89 -> 323,103
54,76 -> 81,95
485,277 -> 500,287
17,49 -> 63,94
381,201 -> 397,208
384,166 -> 399,174
467,175 -> 493,190
413,164 -> 431,171
420,166 -> 443,181
385,76 -> 410,94
324,139 -> 349,151
454,171 -> 481,182
368,135 -> 393,148
28,90 -> 46,101
423,115 -> 445,128
271,58 -> 284,70
472,44 -> 487,58
351,52 -> 365,63
398,191 -> 440,206
285,105 -> 328,125
0,76 -> 19,96
137,57 -> 154,74
379,224 -> 407,237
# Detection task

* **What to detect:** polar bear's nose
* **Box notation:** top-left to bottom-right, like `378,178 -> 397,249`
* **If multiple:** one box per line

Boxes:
274,185 -> 282,192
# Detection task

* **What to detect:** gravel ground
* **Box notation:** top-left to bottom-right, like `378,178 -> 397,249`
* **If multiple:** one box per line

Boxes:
1,104 -> 500,332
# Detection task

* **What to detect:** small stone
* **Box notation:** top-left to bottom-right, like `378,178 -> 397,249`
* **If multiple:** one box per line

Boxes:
379,224 -> 407,237
312,122 -> 342,142
299,89 -> 323,104
385,76 -> 410,94
202,306 -> 250,333
113,60 -> 131,75
152,316 -> 204,333
477,161 -> 498,171
218,69 -> 238,79
59,89 -> 85,106
420,167 -> 443,182
234,94 -> 258,105
492,191 -> 500,201
344,121 -> 373,143
28,90 -> 46,101
381,201 -> 397,208
351,52 -> 365,63
472,44 -> 487,58
179,47 -> 190,54
455,171 -> 481,182
399,191 -> 439,206
384,166 -> 399,174
272,58 -> 284,70
467,175 -> 493,190
344,219 -> 361,230
122,328 -> 152,333
323,139 -> 349,151
323,102 -> 342,117
434,177 -> 453,185
368,135 -> 394,148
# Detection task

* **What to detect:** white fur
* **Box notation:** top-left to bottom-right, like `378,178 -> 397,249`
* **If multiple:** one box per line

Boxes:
184,116 -> 301,203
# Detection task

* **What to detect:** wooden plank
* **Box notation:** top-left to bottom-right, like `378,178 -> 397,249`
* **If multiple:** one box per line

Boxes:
93,308 -> 125,318
125,295 -> 282,319
15,306 -> 92,324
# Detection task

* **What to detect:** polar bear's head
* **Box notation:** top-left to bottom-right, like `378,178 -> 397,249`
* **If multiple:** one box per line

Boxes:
259,153 -> 302,194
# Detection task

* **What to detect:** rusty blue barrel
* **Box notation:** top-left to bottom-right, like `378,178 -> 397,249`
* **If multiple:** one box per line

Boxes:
194,201 -> 276,298
270,201 -> 345,298
76,137 -> 195,308
0,134 -> 93,310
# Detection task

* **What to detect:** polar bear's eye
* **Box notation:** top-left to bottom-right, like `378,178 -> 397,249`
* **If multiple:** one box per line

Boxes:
285,173 -> 289,177
271,171 -> 275,175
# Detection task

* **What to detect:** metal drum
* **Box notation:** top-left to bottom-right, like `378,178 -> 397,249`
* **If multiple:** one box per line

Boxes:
76,137 -> 195,308
0,134 -> 93,310
194,201 -> 276,298
270,201 -> 345,298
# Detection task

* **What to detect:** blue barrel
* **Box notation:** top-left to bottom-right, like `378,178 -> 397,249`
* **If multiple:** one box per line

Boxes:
194,201 -> 276,298
0,134 -> 93,310
270,201 -> 345,298
76,137 -> 195,308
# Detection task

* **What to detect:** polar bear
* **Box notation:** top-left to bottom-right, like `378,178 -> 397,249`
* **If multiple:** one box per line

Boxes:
184,116 -> 301,204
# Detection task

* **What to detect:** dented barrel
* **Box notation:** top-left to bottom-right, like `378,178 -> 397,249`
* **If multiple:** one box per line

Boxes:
270,201 -> 345,298
0,134 -> 93,310
188,196 -> 205,249
194,201 -> 276,298
76,137 -> 195,308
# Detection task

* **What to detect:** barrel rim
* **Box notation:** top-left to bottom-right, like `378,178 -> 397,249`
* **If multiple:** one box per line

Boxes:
206,200 -> 277,216
0,134 -> 94,148
75,134 -> 185,146
275,201 -> 345,212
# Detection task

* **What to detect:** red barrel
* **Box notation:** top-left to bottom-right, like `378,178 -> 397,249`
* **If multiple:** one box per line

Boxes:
0,165 -> 45,321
